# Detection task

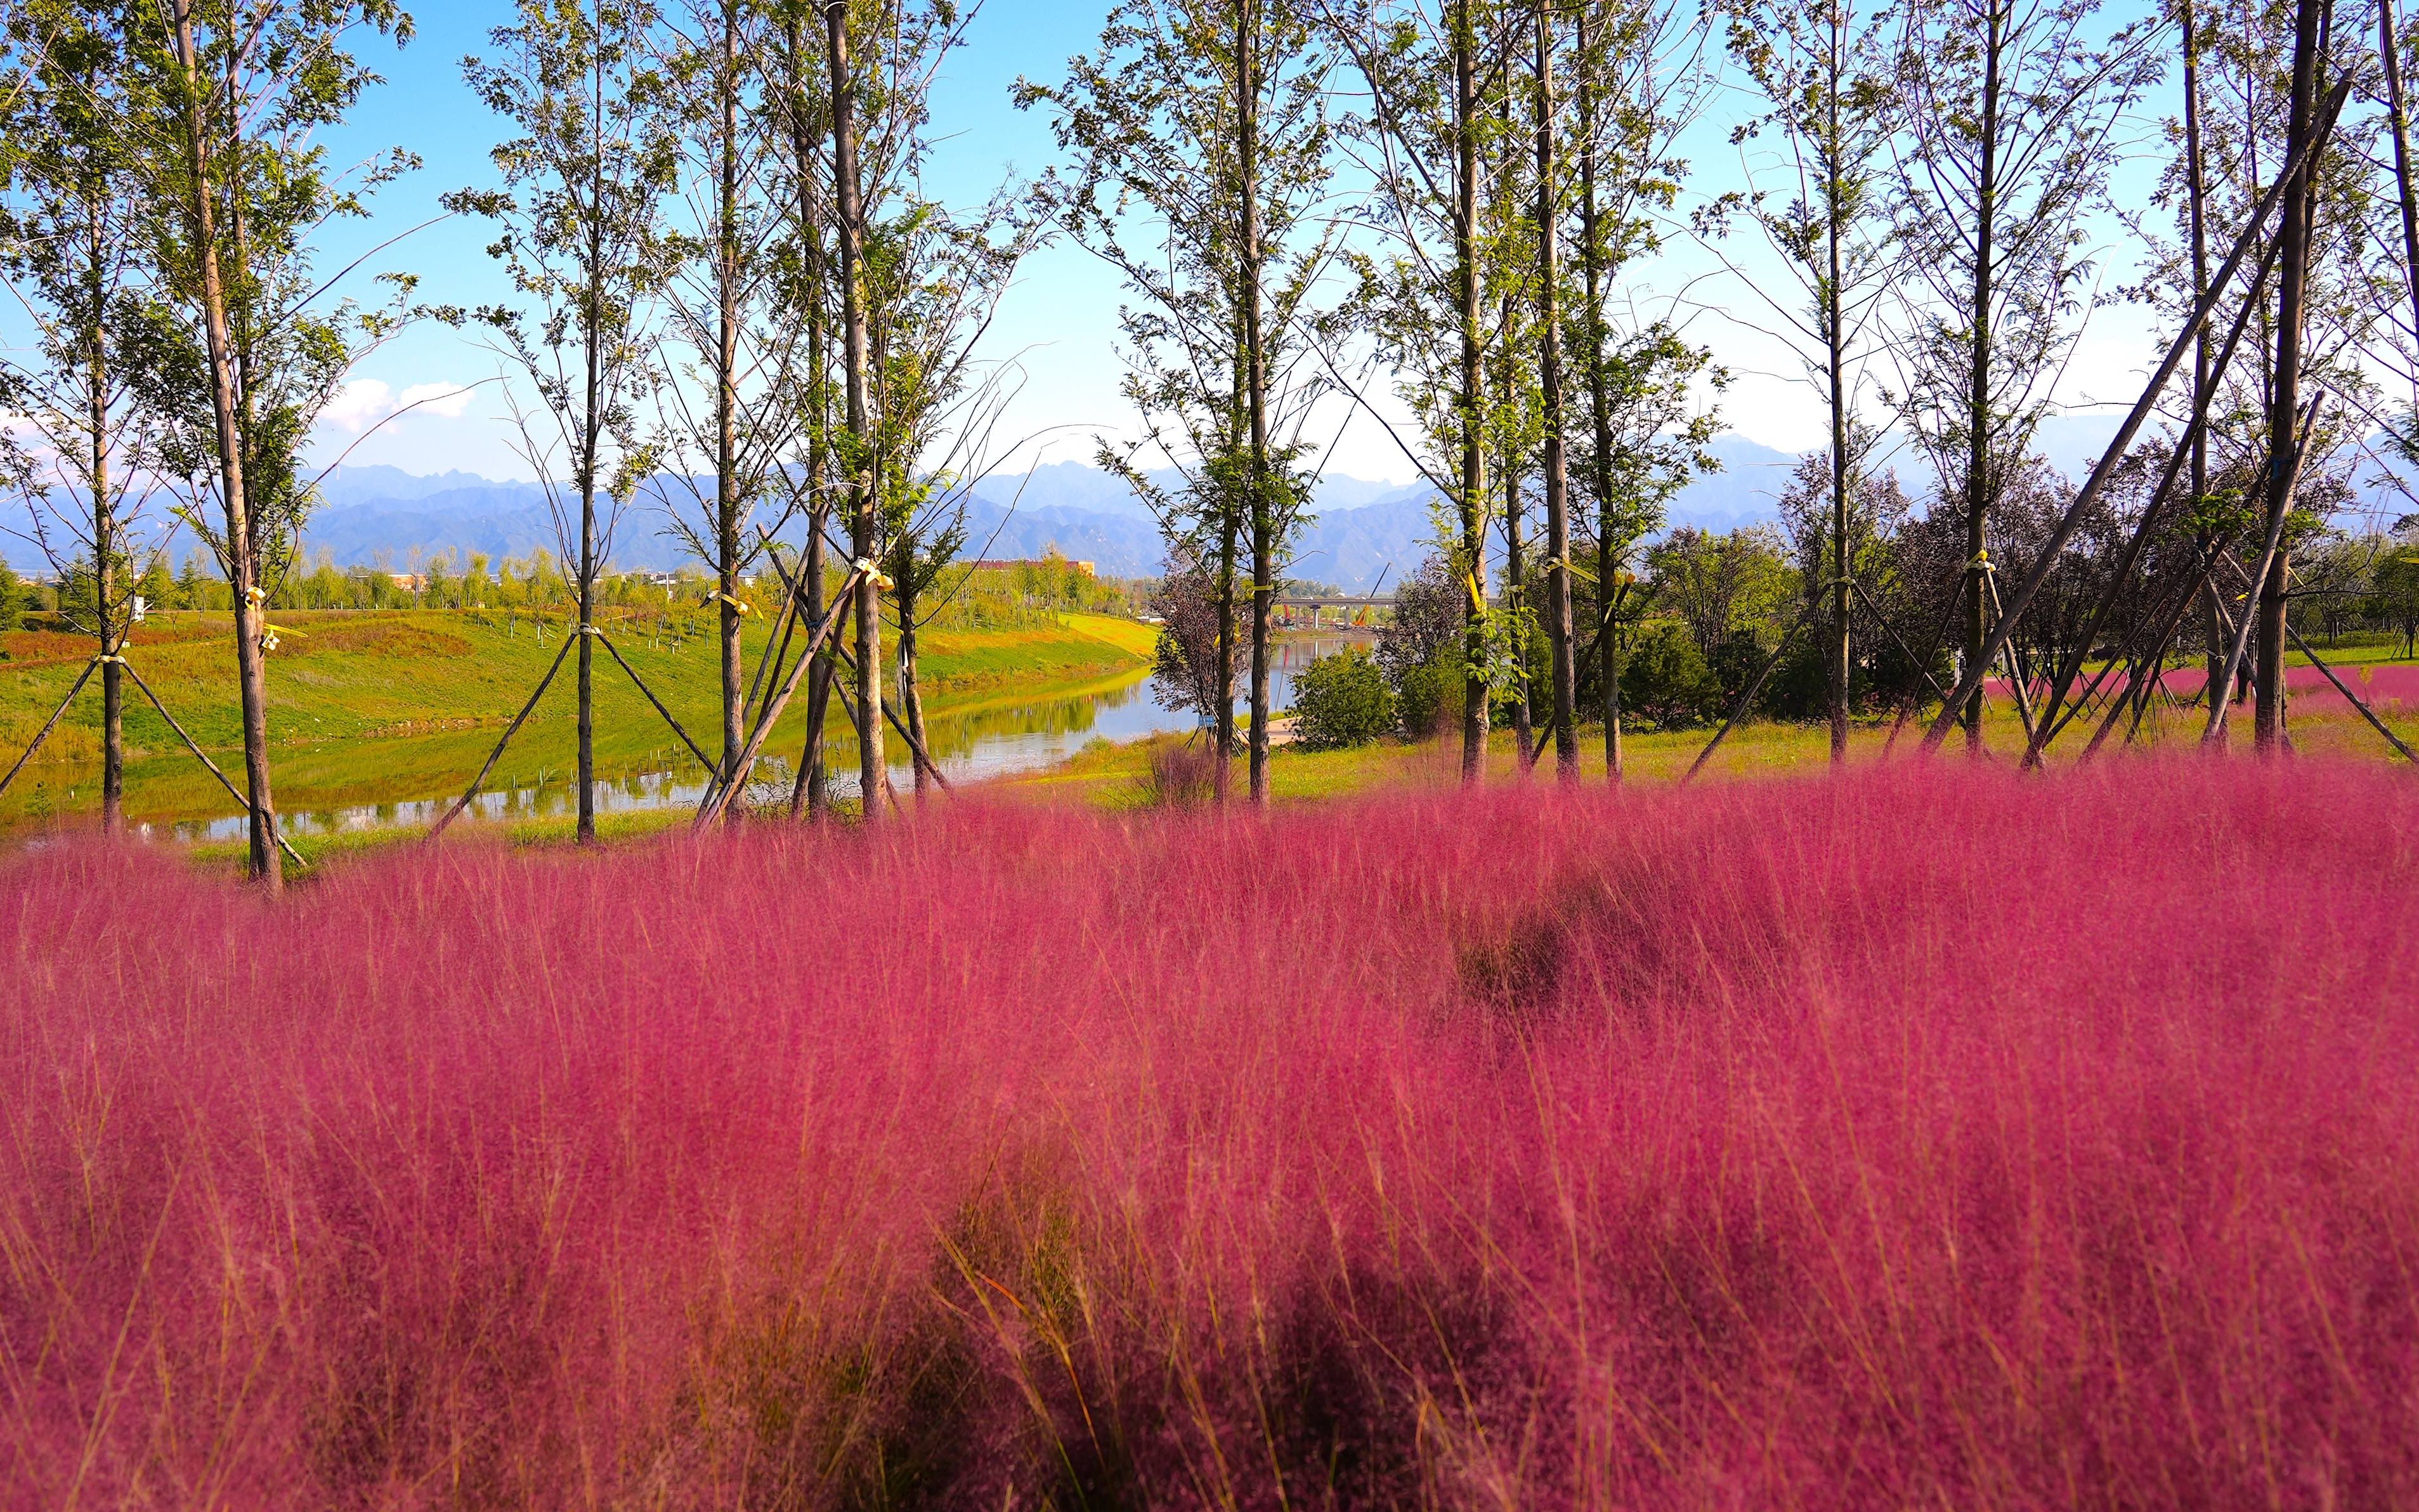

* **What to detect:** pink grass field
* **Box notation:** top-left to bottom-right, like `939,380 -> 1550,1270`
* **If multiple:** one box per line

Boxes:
4,761 -> 2417,1508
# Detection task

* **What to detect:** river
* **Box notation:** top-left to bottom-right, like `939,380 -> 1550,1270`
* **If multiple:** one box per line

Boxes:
144,634 -> 1365,842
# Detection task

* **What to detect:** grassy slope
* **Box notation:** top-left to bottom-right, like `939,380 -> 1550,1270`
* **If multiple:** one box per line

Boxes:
1,608 -> 1149,828
1006,690 -> 2419,811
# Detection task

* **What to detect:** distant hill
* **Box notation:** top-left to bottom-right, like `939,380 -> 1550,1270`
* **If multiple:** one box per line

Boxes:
11,418 -> 2406,583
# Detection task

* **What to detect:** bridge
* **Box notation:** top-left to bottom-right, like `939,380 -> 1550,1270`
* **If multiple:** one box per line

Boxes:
1271,596 -> 1395,629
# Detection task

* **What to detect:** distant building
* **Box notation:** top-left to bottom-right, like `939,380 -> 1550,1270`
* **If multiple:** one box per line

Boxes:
971,558 -> 1097,578
388,573 -> 426,592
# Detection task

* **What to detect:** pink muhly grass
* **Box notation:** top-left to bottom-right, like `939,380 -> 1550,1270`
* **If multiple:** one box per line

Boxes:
1,759 -> 2415,1508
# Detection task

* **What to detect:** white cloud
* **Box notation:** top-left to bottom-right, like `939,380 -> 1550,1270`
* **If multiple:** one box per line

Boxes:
320,378 -> 393,433
397,382 -> 475,419
315,377 -> 478,438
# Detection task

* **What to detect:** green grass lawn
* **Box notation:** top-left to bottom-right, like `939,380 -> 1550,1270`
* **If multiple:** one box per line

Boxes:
1,607 -> 1152,834
1001,687 -> 2419,812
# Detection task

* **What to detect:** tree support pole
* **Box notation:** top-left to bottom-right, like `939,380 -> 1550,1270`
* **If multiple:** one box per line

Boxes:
1683,597 -> 1817,786
596,633 -> 716,772
2021,222 -> 2284,763
832,641 -> 956,793
823,674 -> 904,816
1917,76 -> 2352,753
1982,572 -> 2039,746
427,630 -> 577,841
696,564 -> 866,828
1882,577 -> 1972,755
2286,621 -> 2419,763
2080,563 -> 2228,760
2205,549 -> 2419,765
1849,582 -> 1953,707
119,660 -> 306,870
0,658 -> 100,801
2207,398 -> 2324,747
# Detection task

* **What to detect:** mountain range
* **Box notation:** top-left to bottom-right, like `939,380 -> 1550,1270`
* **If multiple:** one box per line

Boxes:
208,436 -> 1806,593
10,415 -> 2407,588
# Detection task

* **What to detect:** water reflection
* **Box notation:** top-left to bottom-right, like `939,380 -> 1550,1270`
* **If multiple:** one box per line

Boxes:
34,634 -> 1371,842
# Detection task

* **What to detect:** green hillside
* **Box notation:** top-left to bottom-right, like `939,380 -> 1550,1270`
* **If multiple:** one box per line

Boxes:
1,606 -> 1153,831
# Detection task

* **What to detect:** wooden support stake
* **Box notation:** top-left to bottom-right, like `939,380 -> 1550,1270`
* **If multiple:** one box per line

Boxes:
1850,582 -> 1955,707
824,673 -> 904,815
695,565 -> 866,829
0,656 -> 100,801
596,632 -> 715,771
1920,76 -> 2353,752
2286,623 -> 2419,764
121,660 -> 308,870
2077,545 -> 2243,760
2022,231 -> 2284,764
833,641 -> 956,794
1983,573 -> 2040,747
2208,549 -> 2419,765
1683,597 -> 1816,786
427,630 -> 577,841
2206,396 -> 2324,746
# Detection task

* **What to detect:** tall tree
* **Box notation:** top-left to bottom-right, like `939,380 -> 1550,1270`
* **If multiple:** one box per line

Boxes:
1338,0 -> 1513,783
453,0 -> 675,844
1890,0 -> 2154,753
866,188 -> 1043,793
1532,0 -> 1576,781
653,0 -> 803,797
2257,0 -> 2326,752
2145,0 -> 2380,744
822,0 -> 883,815
129,0 -> 421,885
1714,0 -> 1897,764
0,0 -> 159,833
771,2 -> 837,818
1572,0 -> 1718,779
1022,0 -> 1339,805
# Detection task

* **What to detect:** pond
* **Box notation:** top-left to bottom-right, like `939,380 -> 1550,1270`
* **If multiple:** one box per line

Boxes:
122,633 -> 1367,843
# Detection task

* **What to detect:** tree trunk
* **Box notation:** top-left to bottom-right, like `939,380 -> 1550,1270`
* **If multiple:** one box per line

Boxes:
171,0 -> 278,889
1536,4 -> 1577,783
1825,20 -> 1851,769
782,15 -> 833,819
716,0 -> 745,794
2259,0 -> 2324,753
1454,0 -> 1490,784
1501,289 -> 1531,767
2185,0 -> 2224,720
1241,0 -> 1275,806
1215,475 -> 1239,801
574,37 -> 610,845
826,0 -> 885,815
2385,0 -> 2419,341
1961,0 -> 2003,756
1576,5 -> 1620,781
89,254 -> 122,834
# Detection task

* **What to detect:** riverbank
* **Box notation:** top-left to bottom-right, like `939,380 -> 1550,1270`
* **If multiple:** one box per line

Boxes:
1003,688 -> 2419,809
1,608 -> 1154,837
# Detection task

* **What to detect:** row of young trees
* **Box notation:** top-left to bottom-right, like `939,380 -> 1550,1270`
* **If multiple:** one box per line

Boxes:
9,0 -> 2416,860
1077,0 -> 2419,798
2,0 -> 1043,881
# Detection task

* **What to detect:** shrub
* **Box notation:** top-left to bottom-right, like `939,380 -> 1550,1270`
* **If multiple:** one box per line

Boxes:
1289,644 -> 1395,750
1619,620 -> 1718,727
3,764 -> 2417,1505
1137,733 -> 1218,807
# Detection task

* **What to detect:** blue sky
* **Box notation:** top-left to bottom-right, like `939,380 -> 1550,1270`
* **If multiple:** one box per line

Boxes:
308,0 -> 2170,486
